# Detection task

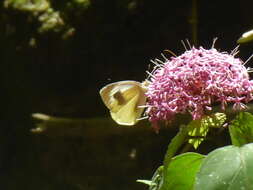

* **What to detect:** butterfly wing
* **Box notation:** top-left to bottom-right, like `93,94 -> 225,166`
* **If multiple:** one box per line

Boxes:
100,81 -> 147,125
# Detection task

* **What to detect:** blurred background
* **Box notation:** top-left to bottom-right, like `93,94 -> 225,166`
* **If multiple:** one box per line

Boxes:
1,0 -> 253,189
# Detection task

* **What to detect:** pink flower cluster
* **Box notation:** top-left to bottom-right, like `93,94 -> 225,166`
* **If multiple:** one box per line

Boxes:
145,47 -> 253,126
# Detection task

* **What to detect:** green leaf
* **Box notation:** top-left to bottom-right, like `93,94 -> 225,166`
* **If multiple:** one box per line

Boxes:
229,112 -> 253,146
146,153 -> 205,190
195,143 -> 253,190
163,153 -> 205,190
188,113 -> 226,149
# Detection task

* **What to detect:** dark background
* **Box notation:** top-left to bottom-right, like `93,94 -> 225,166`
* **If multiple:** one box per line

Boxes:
1,0 -> 253,189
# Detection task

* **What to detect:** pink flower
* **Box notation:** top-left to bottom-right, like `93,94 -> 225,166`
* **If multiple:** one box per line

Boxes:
145,47 -> 253,127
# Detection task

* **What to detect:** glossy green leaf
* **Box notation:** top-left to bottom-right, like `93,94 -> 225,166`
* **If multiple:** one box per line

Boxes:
163,153 -> 205,190
195,143 -> 253,190
229,112 -> 253,146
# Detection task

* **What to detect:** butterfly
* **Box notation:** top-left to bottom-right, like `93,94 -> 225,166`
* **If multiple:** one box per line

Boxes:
99,80 -> 148,126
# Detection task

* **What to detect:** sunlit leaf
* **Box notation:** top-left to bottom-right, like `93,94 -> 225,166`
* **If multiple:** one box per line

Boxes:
188,119 -> 208,149
229,112 -> 253,146
195,143 -> 253,190
188,113 -> 226,149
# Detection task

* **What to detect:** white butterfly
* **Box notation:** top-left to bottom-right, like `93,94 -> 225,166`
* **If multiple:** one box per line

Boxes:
100,80 -> 148,126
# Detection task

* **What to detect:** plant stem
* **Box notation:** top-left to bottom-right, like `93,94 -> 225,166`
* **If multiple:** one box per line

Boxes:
161,125 -> 189,189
